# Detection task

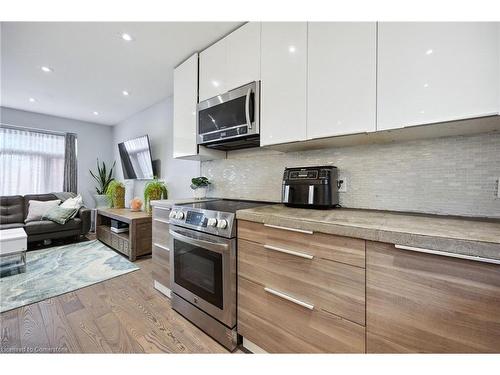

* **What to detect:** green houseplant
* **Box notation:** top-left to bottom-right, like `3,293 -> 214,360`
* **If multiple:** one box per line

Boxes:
106,180 -> 125,209
190,176 -> 211,199
144,179 -> 168,214
89,159 -> 115,208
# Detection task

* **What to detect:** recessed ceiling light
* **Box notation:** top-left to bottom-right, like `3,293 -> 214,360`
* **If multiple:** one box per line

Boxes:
93,111 -> 99,116
121,33 -> 133,42
425,49 -> 433,55
423,83 -> 429,88
288,45 -> 296,53
212,80 -> 220,88
29,97 -> 36,103
41,66 -> 53,73
122,90 -> 130,96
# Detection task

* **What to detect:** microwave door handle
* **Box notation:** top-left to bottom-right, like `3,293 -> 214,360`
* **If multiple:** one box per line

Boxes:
169,229 -> 228,253
245,87 -> 252,129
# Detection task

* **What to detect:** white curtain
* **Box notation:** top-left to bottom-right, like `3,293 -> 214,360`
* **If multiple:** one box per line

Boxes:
0,126 -> 65,196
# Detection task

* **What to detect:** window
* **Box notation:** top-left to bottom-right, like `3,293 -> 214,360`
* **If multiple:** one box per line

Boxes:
0,126 -> 65,195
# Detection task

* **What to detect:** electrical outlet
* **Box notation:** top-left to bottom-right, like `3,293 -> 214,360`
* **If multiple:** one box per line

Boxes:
338,177 -> 347,193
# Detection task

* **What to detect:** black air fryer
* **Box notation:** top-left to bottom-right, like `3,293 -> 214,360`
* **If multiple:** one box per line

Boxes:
282,166 -> 340,209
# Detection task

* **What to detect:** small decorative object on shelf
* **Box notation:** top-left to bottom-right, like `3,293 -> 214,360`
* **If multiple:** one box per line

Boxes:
144,179 -> 168,214
130,197 -> 143,212
90,159 -> 115,208
106,180 -> 125,208
190,176 -> 211,199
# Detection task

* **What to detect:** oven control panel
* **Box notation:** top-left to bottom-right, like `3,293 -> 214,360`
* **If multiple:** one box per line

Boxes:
185,211 -> 208,227
169,206 -> 236,238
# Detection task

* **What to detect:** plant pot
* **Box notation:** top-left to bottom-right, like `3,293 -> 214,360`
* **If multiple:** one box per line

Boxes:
193,187 -> 208,199
94,194 -> 111,208
112,185 -> 125,209
145,190 -> 162,214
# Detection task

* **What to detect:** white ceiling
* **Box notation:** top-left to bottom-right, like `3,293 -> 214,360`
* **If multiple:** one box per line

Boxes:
0,22 -> 242,125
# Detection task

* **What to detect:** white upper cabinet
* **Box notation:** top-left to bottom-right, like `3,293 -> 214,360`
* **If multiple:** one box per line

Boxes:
173,54 -> 198,158
199,23 -> 261,102
199,38 -> 227,102
226,22 -> 261,90
260,22 -> 308,146
173,54 -> 225,160
307,22 -> 377,139
378,22 -> 499,131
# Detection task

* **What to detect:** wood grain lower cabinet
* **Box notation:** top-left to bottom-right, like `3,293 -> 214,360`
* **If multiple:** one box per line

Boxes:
151,206 -> 172,297
238,277 -> 365,353
237,220 -> 366,353
366,241 -> 500,353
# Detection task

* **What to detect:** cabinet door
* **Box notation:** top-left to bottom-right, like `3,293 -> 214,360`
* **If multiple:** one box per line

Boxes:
226,22 -> 261,90
199,38 -> 227,101
378,22 -> 499,131
260,22 -> 307,146
307,22 -> 376,139
173,54 -> 198,158
366,241 -> 500,353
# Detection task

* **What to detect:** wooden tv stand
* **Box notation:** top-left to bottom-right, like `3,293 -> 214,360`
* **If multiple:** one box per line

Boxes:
96,208 -> 152,261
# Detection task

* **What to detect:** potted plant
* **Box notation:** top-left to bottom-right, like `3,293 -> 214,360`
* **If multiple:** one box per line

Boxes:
89,159 -> 115,208
144,179 -> 168,214
190,176 -> 211,199
106,180 -> 125,208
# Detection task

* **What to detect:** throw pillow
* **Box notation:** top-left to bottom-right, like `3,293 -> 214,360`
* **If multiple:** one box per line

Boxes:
25,199 -> 61,222
42,206 -> 78,225
60,194 -> 83,218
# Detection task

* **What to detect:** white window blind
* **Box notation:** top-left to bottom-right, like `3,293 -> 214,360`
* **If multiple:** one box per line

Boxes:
0,126 -> 65,195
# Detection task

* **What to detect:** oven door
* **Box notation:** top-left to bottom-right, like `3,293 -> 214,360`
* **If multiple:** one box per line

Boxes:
169,226 -> 236,328
197,81 -> 260,145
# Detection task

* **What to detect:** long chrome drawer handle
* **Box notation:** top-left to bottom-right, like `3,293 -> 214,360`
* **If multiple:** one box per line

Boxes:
153,206 -> 171,212
264,287 -> 314,310
154,218 -> 170,224
153,243 -> 170,252
264,224 -> 313,235
394,244 -> 500,265
264,244 -> 313,260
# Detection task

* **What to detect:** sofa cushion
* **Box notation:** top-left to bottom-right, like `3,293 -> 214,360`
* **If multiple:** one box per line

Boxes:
24,218 -> 82,235
23,193 -> 58,218
25,199 -> 61,223
0,195 -> 24,224
43,206 -> 78,225
0,223 -> 25,230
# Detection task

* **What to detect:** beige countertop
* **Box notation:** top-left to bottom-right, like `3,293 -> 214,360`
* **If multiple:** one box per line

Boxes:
236,205 -> 500,261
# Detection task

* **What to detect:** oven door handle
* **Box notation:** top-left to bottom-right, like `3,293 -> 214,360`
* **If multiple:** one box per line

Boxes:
169,229 -> 229,253
245,87 -> 252,129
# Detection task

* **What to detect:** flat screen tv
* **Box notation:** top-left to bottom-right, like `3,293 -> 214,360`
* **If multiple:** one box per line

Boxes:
118,135 -> 154,179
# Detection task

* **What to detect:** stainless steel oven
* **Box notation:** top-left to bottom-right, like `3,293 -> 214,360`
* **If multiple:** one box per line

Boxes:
197,81 -> 260,151
169,225 -> 237,348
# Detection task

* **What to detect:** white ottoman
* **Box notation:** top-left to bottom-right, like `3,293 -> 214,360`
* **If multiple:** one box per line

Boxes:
0,227 -> 28,274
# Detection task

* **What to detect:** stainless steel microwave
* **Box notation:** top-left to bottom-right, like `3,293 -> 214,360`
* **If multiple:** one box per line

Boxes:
197,81 -> 260,151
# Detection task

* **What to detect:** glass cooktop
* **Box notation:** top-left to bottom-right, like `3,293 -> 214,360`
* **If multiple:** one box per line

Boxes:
178,199 -> 270,213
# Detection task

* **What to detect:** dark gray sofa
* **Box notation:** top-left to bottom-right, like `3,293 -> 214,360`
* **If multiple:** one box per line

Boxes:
0,193 -> 91,243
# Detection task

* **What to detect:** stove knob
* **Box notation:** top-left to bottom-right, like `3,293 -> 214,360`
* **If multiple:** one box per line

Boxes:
217,219 -> 228,229
169,210 -> 177,219
207,218 -> 218,227
175,211 -> 185,220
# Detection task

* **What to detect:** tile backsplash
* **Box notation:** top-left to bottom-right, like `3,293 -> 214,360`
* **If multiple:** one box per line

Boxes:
201,132 -> 500,218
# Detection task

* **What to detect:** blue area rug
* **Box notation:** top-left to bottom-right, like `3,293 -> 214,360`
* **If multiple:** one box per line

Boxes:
0,240 -> 139,313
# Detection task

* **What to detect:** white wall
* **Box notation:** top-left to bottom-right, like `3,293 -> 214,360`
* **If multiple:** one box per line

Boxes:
0,106 -> 114,208
112,97 -> 199,201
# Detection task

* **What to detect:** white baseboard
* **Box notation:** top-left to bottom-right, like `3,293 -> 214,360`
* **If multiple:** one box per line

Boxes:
154,280 -> 171,298
242,337 -> 267,354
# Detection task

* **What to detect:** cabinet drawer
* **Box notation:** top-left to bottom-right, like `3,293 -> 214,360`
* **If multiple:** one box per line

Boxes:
238,220 -> 365,268
238,277 -> 365,353
152,243 -> 170,289
239,239 -> 365,325
152,219 -> 170,249
152,206 -> 171,222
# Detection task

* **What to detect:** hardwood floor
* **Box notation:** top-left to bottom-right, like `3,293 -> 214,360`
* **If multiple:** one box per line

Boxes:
0,256 -> 235,353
